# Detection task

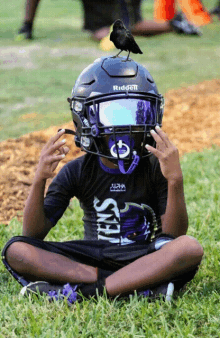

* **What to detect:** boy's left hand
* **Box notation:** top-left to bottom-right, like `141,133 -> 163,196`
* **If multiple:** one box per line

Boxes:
145,126 -> 182,182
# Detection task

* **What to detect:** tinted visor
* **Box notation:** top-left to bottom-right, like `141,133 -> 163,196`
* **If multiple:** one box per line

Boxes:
88,98 -> 157,126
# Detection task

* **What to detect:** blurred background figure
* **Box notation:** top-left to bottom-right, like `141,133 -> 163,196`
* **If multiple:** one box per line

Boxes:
16,0 -> 203,42
16,0 -> 40,40
209,0 -> 220,20
154,0 -> 212,26
83,0 -> 202,43
82,0 -> 175,41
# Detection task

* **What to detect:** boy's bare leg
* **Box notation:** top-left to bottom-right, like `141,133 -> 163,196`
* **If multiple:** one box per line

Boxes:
91,20 -> 172,42
6,242 -> 97,284
24,0 -> 41,22
6,235 -> 203,296
131,20 -> 173,36
105,235 -> 203,296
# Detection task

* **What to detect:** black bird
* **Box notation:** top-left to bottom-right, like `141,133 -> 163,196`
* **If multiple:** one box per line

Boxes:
110,19 -> 143,61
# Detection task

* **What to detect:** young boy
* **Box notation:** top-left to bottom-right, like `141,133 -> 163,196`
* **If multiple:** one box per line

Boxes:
2,56 -> 203,304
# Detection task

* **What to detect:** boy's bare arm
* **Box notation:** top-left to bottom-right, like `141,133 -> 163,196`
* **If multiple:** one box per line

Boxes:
23,129 -> 69,239
145,126 -> 188,237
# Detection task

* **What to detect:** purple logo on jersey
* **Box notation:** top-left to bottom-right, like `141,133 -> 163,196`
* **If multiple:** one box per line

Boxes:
120,203 -> 156,244
93,197 -> 157,245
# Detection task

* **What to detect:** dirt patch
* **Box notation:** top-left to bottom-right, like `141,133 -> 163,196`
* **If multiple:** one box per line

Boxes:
0,124 -> 82,224
1,79 -> 220,224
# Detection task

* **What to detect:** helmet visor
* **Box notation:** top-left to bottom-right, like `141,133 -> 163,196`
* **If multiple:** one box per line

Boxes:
88,98 -> 157,127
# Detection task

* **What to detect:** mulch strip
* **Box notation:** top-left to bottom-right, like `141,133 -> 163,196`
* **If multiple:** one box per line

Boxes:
1,79 -> 220,224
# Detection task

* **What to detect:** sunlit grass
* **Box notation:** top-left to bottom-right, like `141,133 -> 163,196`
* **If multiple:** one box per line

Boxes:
1,1 -> 220,336
1,147 -> 220,337
0,0 -> 219,140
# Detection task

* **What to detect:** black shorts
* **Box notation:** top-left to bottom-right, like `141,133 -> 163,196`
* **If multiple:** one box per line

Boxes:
2,234 -> 174,287
81,0 -> 142,32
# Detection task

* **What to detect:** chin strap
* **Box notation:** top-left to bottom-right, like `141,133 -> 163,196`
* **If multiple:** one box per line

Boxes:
118,153 -> 140,174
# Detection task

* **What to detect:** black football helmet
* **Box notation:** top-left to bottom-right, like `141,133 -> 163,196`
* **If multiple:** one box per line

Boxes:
67,56 -> 164,174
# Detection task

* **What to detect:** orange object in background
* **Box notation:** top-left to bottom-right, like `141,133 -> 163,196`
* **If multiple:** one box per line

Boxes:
154,0 -> 212,26
154,0 -> 176,21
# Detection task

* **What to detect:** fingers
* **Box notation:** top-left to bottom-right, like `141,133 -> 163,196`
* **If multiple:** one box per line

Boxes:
36,130 -> 70,180
145,144 -> 161,158
145,127 -> 173,158
47,131 -> 70,155
63,146 -> 70,155
56,145 -> 70,158
47,129 -> 66,147
49,146 -> 70,163
41,131 -> 70,165
50,153 -> 66,163
51,139 -> 67,153
58,146 -> 69,154
150,126 -> 170,148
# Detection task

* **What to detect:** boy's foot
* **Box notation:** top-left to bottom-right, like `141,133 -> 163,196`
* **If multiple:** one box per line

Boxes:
21,281 -> 174,303
15,22 -> 33,41
139,282 -> 175,301
20,281 -> 79,304
170,12 -> 202,36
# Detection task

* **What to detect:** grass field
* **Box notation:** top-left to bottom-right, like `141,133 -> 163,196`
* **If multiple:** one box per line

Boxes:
1,0 -> 220,140
1,148 -> 220,337
1,0 -> 220,337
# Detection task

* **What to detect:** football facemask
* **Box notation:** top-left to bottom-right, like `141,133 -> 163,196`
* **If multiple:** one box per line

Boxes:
78,94 -> 164,174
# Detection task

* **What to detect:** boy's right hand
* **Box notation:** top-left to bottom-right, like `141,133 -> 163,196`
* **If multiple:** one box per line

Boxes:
34,129 -> 69,182
145,126 -> 182,183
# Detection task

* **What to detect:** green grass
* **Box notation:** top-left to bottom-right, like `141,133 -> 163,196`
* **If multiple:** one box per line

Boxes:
0,0 -> 220,140
1,148 -> 220,337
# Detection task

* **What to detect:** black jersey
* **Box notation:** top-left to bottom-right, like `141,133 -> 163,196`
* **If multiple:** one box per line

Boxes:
44,153 -> 167,245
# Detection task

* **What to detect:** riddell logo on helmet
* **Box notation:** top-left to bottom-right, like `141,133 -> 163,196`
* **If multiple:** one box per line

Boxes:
113,85 -> 138,91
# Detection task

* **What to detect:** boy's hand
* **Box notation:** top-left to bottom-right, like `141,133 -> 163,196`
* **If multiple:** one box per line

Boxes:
145,126 -> 182,182
34,129 -> 69,182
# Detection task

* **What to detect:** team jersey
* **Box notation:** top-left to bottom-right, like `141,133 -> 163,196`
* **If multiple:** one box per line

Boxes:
44,153 -> 167,245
